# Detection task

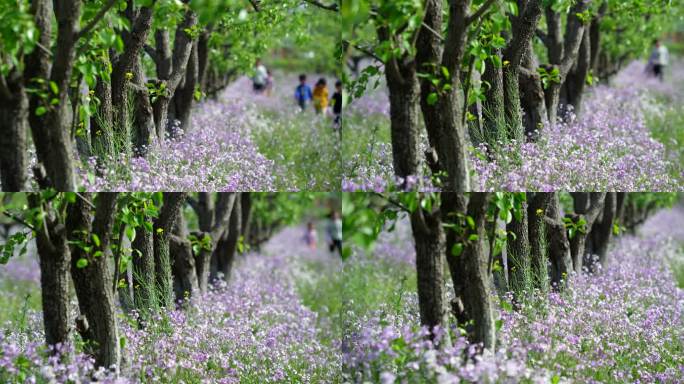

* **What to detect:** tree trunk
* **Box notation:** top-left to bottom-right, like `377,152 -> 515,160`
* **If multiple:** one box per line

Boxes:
0,73 -> 29,191
218,195 -> 241,282
563,29 -> 591,115
196,193 -> 235,292
91,73 -> 114,162
589,192 -> 616,269
409,204 -> 448,336
172,40 -> 199,133
154,192 -> 187,306
28,194 -> 71,349
481,50 -> 506,147
528,193 -> 551,291
569,192 -> 606,274
27,0 -> 82,191
507,197 -> 531,297
67,193 -> 120,371
132,220 -> 156,313
240,193 -> 252,242
545,192 -> 572,288
443,192 -> 495,350
385,66 -> 421,181
170,213 -> 199,300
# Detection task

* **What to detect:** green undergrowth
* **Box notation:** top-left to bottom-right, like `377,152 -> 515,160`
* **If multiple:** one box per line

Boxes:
251,108 -> 341,191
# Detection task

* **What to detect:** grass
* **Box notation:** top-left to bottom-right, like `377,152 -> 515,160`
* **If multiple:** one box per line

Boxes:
648,105 -> 684,179
252,108 -> 341,191
0,278 -> 41,332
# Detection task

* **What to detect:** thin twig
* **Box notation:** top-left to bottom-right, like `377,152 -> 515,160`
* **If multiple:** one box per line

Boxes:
77,0 -> 119,40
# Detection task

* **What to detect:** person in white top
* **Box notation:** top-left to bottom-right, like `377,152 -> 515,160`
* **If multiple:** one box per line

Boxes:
649,39 -> 669,81
253,58 -> 269,93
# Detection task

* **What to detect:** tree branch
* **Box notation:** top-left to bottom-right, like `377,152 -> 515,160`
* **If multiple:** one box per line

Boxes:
466,0 -> 497,25
247,0 -> 260,11
77,0 -> 118,40
302,0 -> 338,12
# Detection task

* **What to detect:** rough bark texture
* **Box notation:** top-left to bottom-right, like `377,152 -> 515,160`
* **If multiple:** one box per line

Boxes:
562,28 -> 591,115
377,25 -> 420,181
112,6 -> 154,145
443,192 -> 495,350
589,192 -> 616,269
409,204 -> 448,334
569,193 -> 606,274
154,192 -> 187,306
543,1 -> 590,123
416,0 -> 471,192
172,40 -> 199,133
151,10 -> 197,139
502,0 -> 543,139
0,72 -> 28,191
28,194 -> 72,349
27,0 -> 82,190
545,192 -> 572,288
217,195 -> 241,282
195,193 -> 235,292
67,193 -> 120,371
170,213 -> 199,300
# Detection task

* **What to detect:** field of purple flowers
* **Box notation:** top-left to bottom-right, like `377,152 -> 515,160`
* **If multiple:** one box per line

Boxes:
342,205 -> 684,383
0,226 -> 341,383
77,73 -> 341,191
343,62 -> 684,192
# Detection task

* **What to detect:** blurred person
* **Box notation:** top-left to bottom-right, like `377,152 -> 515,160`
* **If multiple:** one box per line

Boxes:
303,221 -> 317,249
648,39 -> 669,81
326,210 -> 342,256
331,80 -> 343,132
294,74 -> 313,111
313,78 -> 329,115
253,58 -> 268,93
265,69 -> 274,96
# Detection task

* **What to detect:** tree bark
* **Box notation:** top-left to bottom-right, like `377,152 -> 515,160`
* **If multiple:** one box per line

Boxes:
409,202 -> 448,336
507,197 -> 531,297
28,194 -> 71,349
195,193 -> 235,292
545,192 -> 572,288
416,0 -> 471,191
527,193 -> 551,291
153,192 -> 187,307
481,50 -> 506,146
151,10 -> 197,139
0,72 -> 29,191
217,195 -> 241,282
27,0 -> 82,190
589,192 -> 616,269
131,219 -> 156,313
170,213 -> 199,300
377,25 -> 421,181
67,193 -> 120,371
569,192 -> 606,274
443,192 -> 495,350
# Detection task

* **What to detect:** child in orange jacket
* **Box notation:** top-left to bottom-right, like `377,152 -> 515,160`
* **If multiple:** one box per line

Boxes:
312,78 -> 329,115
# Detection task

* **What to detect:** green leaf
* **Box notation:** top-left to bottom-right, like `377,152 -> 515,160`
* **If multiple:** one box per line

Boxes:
126,226 -> 136,242
35,106 -> 47,116
49,81 -> 58,95
426,92 -> 439,105
76,258 -> 88,268
451,243 -> 464,257
91,233 -> 101,247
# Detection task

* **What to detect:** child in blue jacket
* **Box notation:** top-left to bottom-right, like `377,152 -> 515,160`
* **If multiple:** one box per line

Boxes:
294,74 -> 313,111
